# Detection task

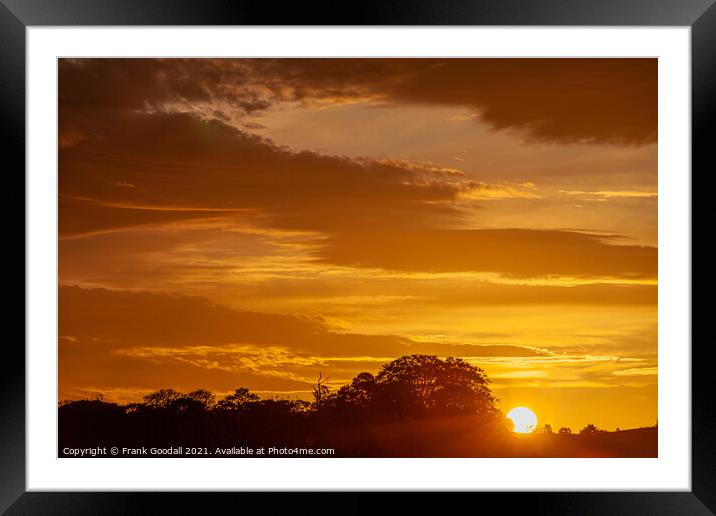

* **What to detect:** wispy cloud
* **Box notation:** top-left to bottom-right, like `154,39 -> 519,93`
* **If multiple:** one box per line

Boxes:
458,182 -> 542,201
560,190 -> 657,200
613,367 -> 658,376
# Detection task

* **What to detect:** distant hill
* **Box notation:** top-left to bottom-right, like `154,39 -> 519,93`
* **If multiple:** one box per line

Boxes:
504,427 -> 658,458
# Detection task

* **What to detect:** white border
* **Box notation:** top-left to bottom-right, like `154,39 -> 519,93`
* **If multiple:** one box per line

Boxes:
27,27 -> 691,491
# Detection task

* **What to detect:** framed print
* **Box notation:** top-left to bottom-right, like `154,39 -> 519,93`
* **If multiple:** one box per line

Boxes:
4,0 -> 711,513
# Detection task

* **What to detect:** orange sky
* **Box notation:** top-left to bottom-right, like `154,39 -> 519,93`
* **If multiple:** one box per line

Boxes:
58,58 -> 657,431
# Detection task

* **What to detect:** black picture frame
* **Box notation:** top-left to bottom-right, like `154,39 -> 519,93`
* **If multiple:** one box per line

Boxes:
3,0 -> 709,513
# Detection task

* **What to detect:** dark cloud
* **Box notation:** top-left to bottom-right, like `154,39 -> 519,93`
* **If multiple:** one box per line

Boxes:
59,111 -> 463,237
59,58 -> 264,115
60,58 -> 657,146
384,59 -> 657,145
319,229 -> 657,279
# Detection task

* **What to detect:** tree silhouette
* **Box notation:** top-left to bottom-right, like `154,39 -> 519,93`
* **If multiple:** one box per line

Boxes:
558,426 -> 572,435
139,388 -> 215,414
187,389 -> 215,408
580,423 -> 606,434
142,388 -> 182,409
215,388 -> 260,413
331,373 -> 374,404
373,355 -> 499,420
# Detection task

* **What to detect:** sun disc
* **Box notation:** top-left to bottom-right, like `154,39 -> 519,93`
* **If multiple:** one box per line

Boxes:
507,406 -> 537,433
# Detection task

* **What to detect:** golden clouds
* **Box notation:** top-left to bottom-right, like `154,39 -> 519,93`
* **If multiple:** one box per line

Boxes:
560,190 -> 658,200
613,367 -> 658,376
58,58 -> 658,430
457,182 -> 542,201
59,286 -> 551,398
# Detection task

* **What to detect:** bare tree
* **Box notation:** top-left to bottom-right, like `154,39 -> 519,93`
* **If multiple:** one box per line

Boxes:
312,372 -> 330,410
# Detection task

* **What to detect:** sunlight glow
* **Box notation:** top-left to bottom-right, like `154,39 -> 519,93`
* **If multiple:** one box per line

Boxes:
507,406 -> 538,434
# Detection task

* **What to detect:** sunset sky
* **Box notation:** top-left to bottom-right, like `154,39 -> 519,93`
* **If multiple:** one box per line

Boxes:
58,58 -> 657,431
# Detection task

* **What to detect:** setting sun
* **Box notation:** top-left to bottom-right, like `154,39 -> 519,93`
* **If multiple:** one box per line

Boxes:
507,407 -> 538,434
